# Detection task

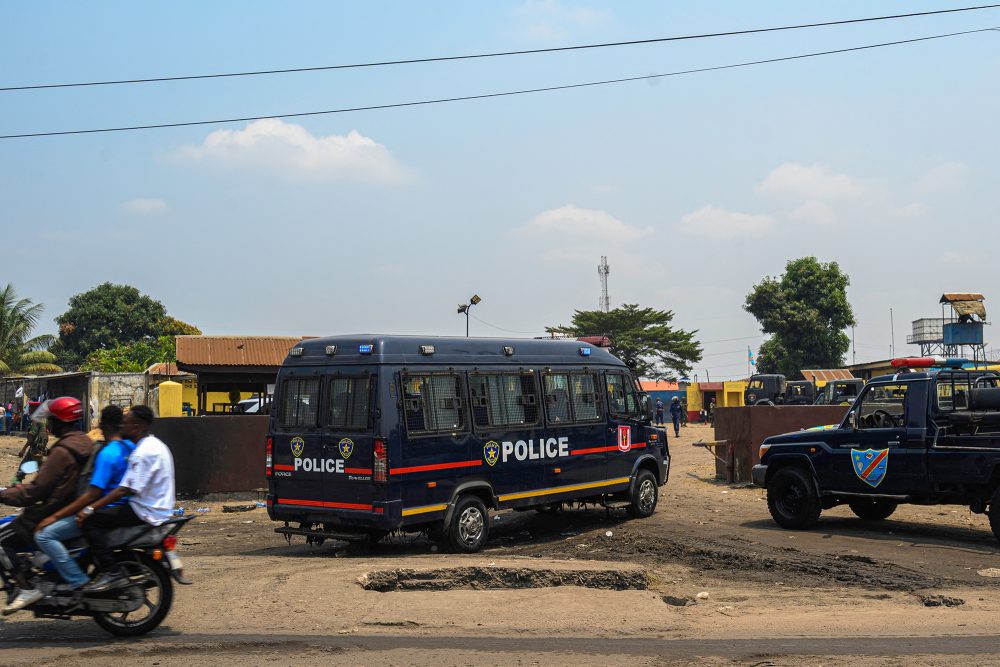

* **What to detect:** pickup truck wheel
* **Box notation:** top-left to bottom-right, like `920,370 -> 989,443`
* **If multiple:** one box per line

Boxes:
446,495 -> 490,553
848,498 -> 897,521
627,470 -> 658,518
766,467 -> 821,530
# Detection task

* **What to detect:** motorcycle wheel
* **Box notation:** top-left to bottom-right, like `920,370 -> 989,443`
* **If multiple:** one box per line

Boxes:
93,552 -> 174,636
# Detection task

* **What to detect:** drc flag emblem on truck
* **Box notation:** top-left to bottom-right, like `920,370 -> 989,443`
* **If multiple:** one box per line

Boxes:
851,448 -> 889,487
290,437 -> 304,458
484,441 -> 500,467
338,438 -> 354,459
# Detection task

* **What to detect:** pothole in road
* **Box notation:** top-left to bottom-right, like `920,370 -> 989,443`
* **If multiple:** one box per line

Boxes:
358,566 -> 649,592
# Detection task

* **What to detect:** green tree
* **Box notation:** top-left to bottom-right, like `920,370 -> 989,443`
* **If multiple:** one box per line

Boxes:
53,283 -> 199,369
550,304 -> 702,379
80,336 -> 177,373
744,257 -> 855,377
0,284 -> 61,376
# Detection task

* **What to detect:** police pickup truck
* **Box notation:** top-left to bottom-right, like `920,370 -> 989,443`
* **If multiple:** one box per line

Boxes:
753,357 -> 1000,544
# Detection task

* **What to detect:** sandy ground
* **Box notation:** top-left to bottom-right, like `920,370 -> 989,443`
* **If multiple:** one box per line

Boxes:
2,426 -> 1000,666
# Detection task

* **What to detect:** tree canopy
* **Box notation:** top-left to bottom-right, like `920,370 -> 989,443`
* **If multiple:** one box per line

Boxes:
54,282 -> 200,370
0,284 -> 61,376
744,257 -> 855,377
550,304 -> 702,380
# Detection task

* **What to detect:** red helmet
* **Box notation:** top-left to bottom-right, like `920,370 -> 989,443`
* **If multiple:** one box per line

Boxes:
47,396 -> 84,423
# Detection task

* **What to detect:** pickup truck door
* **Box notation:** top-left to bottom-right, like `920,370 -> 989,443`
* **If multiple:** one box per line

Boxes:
833,381 -> 928,496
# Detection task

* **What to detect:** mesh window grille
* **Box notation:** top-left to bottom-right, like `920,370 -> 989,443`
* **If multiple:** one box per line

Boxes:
543,374 -> 574,424
402,374 -> 465,434
280,378 -> 319,428
605,373 -> 627,414
570,373 -> 601,421
470,373 -> 539,428
326,376 -> 371,430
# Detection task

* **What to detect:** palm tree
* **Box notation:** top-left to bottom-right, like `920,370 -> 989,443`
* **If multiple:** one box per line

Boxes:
0,284 -> 61,376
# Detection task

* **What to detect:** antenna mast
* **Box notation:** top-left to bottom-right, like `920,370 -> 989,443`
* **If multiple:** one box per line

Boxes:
598,256 -> 610,312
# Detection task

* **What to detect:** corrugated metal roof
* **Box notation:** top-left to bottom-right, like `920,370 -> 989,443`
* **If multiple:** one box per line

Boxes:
940,293 -> 985,303
801,369 -> 855,381
175,336 -> 306,367
639,380 -> 679,392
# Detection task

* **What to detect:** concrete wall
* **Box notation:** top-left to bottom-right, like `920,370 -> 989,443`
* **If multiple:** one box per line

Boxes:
713,405 -> 851,483
151,415 -> 268,495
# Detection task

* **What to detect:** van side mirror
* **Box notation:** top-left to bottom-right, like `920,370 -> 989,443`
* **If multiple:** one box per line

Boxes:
847,411 -> 858,430
639,394 -> 653,423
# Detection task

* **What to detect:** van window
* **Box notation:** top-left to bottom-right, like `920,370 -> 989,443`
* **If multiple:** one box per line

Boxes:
401,373 -> 466,435
325,376 -> 371,431
606,372 -> 641,418
469,373 -> 539,428
570,373 -> 601,421
542,374 -> 574,424
279,378 -> 319,429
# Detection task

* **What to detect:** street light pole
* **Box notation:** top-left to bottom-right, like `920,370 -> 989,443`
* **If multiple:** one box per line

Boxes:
456,294 -> 482,337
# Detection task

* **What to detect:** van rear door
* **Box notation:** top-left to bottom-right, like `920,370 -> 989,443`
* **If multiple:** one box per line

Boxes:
271,371 -> 324,507
316,372 -> 376,511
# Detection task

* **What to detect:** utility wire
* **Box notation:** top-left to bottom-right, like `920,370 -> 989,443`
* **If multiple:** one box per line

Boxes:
2,27 -> 993,141
468,313 -> 547,335
3,4 -> 999,92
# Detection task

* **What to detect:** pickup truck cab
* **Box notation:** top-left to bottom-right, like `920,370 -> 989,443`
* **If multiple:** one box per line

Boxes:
753,363 -> 1000,544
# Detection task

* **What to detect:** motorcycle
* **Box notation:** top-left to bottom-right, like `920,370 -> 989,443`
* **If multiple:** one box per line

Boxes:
0,463 -> 193,636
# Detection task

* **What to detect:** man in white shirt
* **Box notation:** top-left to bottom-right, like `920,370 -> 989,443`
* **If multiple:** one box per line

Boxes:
77,405 -> 176,593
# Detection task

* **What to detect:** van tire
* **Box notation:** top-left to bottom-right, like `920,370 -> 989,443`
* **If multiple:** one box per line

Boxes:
627,470 -> 658,519
766,467 -> 821,530
447,495 -> 490,553
848,499 -> 897,521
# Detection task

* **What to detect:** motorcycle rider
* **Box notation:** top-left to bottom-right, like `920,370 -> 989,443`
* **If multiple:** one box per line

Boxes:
12,402 -> 48,485
32,405 -> 135,593
78,405 -> 175,593
0,397 -> 91,615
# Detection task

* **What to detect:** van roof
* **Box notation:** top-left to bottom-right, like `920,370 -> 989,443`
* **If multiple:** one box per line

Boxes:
282,335 -> 627,368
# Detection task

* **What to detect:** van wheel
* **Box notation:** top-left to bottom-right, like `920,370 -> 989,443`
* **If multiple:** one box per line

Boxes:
627,470 -> 658,519
766,467 -> 821,529
848,499 -> 897,521
447,496 -> 490,553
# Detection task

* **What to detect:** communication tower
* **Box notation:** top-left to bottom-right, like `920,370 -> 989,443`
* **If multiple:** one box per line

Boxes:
598,256 -> 610,312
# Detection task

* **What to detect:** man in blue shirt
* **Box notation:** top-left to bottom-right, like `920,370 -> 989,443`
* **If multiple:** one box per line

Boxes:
33,405 -> 136,591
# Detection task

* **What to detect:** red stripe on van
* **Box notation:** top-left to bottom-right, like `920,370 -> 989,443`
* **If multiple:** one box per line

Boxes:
345,467 -> 372,475
274,464 -> 295,471
570,442 -> 647,456
391,460 -> 483,475
279,498 -> 374,511
570,446 -> 618,456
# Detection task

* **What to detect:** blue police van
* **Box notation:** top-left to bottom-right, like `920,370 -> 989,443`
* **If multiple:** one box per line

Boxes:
265,335 -> 670,552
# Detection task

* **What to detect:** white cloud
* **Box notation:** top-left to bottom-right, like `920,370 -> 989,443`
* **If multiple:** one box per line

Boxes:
174,119 -> 409,183
515,1 -> 609,40
527,204 -> 651,240
121,198 -> 167,215
917,162 -> 968,193
788,200 -> 837,226
757,162 -> 865,200
887,202 -> 929,220
677,205 -> 775,240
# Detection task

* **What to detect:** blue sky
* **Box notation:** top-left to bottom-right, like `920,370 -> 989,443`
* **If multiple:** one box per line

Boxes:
2,1 -> 999,379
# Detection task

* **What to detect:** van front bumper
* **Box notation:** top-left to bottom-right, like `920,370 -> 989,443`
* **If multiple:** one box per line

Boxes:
752,464 -> 767,488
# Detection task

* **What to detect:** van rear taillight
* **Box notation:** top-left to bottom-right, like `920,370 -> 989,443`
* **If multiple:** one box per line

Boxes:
265,437 -> 273,477
162,535 -> 177,551
374,438 -> 388,483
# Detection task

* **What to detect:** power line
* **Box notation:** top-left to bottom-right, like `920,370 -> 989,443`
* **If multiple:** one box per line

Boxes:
468,313 -> 547,335
2,27 -> 993,141
3,4 -> 998,93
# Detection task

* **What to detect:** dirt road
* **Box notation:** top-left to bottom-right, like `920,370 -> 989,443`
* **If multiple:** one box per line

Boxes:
2,426 -> 1000,665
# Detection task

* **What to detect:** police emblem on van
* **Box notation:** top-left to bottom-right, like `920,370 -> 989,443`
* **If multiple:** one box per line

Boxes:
290,437 -> 305,458
484,441 -> 500,467
338,438 -> 354,459
618,425 -> 632,452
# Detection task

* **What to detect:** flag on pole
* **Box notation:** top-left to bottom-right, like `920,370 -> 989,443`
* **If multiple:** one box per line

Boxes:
748,347 -> 756,367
